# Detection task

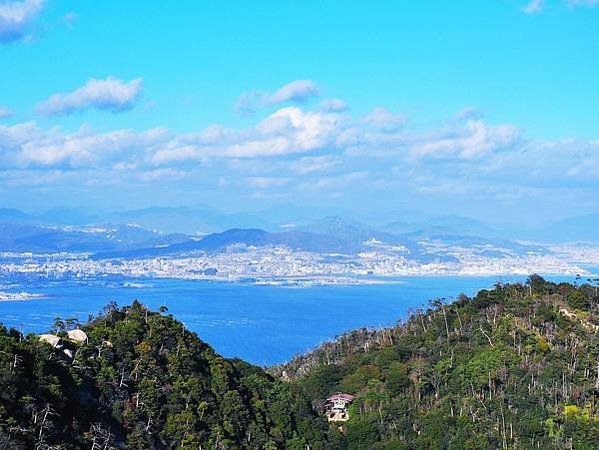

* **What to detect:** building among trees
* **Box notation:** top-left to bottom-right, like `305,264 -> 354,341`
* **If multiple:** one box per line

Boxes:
326,393 -> 355,422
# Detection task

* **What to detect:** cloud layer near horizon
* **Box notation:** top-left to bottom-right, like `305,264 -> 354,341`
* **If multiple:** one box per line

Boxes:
2,93 -> 597,215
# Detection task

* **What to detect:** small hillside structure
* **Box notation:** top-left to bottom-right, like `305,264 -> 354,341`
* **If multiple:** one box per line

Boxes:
326,393 -> 355,422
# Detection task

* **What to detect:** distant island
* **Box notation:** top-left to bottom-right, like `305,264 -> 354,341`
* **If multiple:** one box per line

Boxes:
1,276 -> 599,448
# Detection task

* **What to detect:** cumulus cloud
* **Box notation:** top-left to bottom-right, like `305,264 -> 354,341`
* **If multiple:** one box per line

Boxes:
37,77 -> 143,116
235,80 -> 320,114
411,120 -> 522,160
362,107 -> 407,131
151,144 -> 204,166
1,103 -> 524,172
0,107 -> 342,172
0,0 -> 44,44
0,121 -> 167,168
213,107 -> 341,158
5,99 -> 596,213
265,80 -> 319,105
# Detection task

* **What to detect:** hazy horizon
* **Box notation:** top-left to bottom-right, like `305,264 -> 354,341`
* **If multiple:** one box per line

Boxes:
2,202 -> 598,229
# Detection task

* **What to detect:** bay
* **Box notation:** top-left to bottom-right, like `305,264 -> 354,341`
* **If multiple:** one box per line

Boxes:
0,275 -> 577,365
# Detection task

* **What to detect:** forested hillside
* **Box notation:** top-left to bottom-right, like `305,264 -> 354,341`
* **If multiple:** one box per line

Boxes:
0,302 -> 334,449
3,276 -> 599,449
278,276 -> 599,449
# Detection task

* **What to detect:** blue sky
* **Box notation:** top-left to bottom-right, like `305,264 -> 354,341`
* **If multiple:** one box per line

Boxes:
1,0 -> 599,225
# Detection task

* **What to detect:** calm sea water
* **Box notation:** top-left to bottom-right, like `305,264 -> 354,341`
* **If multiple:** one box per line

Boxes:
0,275 -> 577,365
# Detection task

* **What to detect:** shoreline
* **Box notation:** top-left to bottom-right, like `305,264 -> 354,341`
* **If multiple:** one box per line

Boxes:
0,270 -> 584,297
0,291 -> 48,302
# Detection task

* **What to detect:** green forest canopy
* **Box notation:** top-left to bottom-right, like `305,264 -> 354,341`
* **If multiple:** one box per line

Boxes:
2,275 -> 599,449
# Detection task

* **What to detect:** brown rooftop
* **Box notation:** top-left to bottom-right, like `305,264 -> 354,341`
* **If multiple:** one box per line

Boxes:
327,393 -> 355,402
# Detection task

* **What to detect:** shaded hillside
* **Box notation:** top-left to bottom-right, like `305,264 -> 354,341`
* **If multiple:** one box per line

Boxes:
299,217 -> 422,254
0,223 -> 188,254
0,302 -> 333,449
92,225 -> 439,262
92,228 -> 357,259
276,276 -> 599,449
0,223 -> 118,253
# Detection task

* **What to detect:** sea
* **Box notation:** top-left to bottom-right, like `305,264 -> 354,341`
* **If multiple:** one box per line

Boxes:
0,274 -> 581,366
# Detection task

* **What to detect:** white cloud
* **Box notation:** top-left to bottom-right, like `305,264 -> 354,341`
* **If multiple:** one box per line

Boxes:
2,103 -> 523,173
246,176 -> 290,188
536,139 -> 599,180
235,80 -> 320,114
0,168 -> 70,187
20,128 -> 136,167
37,77 -> 143,116
0,106 -> 13,118
151,145 -> 202,165
3,89 -> 599,220
220,106 -> 341,158
318,98 -> 349,112
265,80 -> 319,105
0,122 -> 168,168
362,107 -> 407,131
0,106 -> 342,171
7,101 -> 595,211
524,0 -> 544,13
0,0 -> 44,44
290,155 -> 341,174
410,120 -> 522,160
136,168 -> 185,182
453,106 -> 484,121
523,0 -> 599,12
567,0 -> 599,6
61,12 -> 79,29
234,90 -> 261,116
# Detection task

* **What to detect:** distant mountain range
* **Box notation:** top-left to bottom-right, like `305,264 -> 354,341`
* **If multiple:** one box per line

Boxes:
0,206 -> 275,234
1,206 -> 598,257
525,213 -> 599,243
92,222 -> 440,261
383,214 -> 494,238
0,222 -> 188,254
93,228 -> 354,260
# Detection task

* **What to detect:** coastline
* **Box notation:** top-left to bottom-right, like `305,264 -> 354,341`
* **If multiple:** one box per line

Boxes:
0,291 -> 47,302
